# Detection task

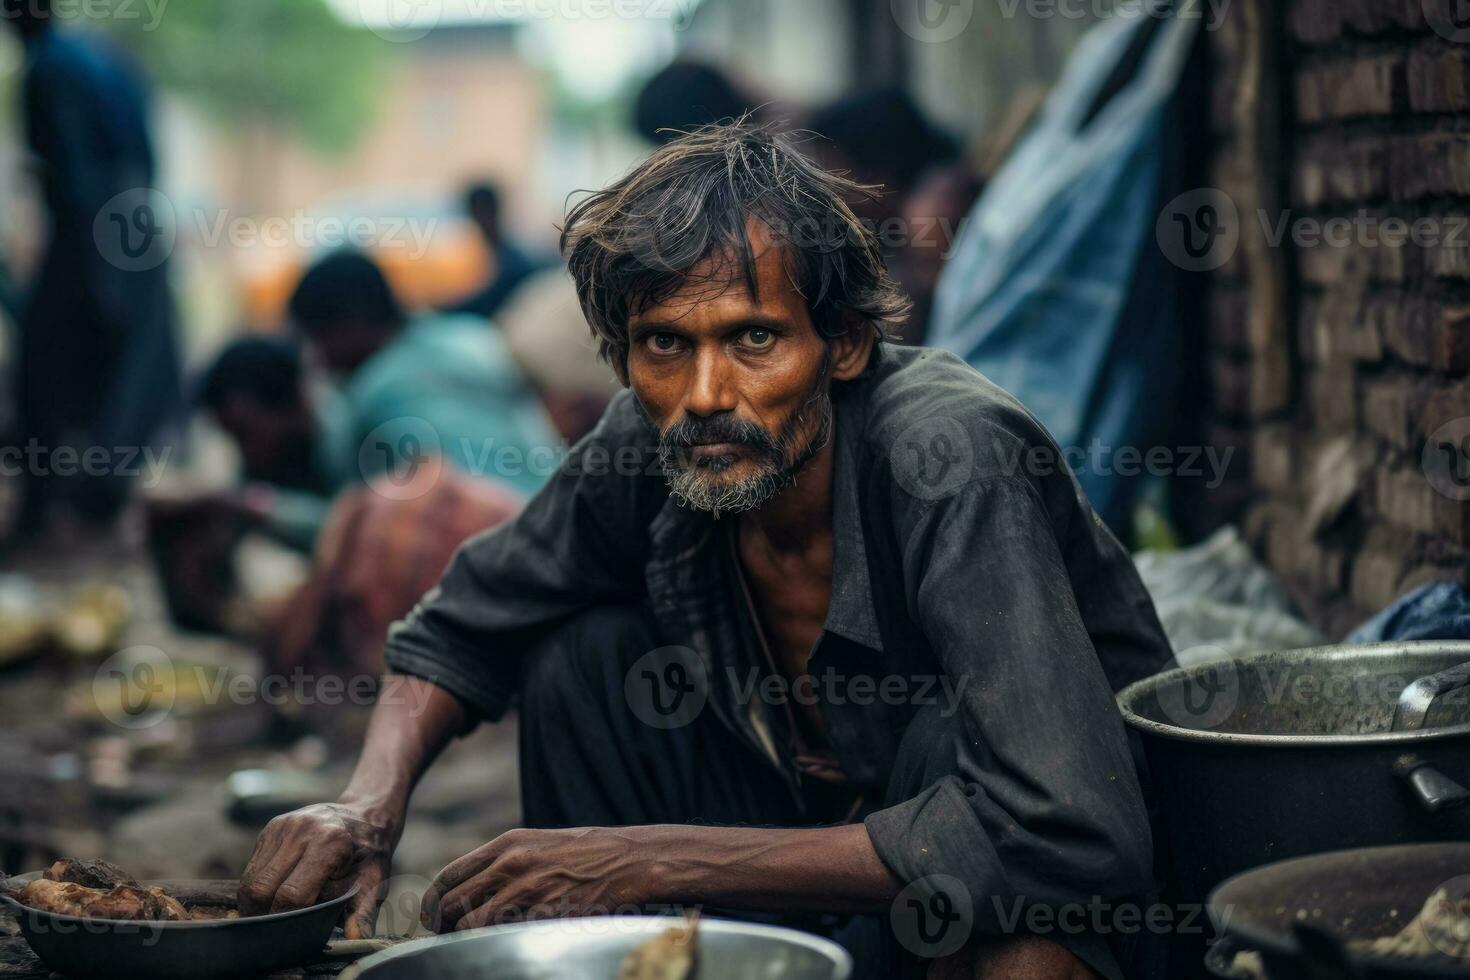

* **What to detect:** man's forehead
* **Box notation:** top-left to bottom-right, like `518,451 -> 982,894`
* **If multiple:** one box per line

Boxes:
631,225 -> 800,327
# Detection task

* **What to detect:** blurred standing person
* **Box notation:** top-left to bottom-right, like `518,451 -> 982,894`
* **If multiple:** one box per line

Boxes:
442,183 -> 545,322
5,0 -> 182,530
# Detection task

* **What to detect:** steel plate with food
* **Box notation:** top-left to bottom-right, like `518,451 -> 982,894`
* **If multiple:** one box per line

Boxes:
0,859 -> 357,980
341,915 -> 851,980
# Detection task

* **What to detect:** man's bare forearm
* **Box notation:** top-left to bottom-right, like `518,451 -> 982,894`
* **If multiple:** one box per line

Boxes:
637,823 -> 902,915
336,675 -> 473,832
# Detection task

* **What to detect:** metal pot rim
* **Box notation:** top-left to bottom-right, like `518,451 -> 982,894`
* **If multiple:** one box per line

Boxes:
1117,640 -> 1470,747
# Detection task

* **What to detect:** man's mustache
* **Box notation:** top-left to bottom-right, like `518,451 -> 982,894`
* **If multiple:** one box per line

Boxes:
659,415 -> 780,455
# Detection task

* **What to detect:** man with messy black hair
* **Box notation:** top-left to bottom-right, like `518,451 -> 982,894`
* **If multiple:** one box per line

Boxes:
243,123 -> 1172,980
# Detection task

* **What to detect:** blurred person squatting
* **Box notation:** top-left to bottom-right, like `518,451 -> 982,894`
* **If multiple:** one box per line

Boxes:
152,253 -> 556,677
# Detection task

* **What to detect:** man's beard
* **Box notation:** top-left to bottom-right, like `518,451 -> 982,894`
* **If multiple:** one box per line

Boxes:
652,384 -> 833,519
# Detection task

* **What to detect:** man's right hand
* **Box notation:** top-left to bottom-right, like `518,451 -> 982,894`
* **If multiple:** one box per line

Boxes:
238,801 -> 400,938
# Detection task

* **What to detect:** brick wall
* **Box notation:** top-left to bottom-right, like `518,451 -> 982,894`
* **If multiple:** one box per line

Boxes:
1204,0 -> 1470,637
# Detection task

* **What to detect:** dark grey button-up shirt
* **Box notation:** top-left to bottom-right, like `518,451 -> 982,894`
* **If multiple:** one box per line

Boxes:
386,344 -> 1172,944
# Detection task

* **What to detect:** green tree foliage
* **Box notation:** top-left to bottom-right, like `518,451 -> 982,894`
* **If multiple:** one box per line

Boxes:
107,0 -> 387,153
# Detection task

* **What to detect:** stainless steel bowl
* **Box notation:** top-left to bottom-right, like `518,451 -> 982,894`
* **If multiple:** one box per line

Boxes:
340,916 -> 852,980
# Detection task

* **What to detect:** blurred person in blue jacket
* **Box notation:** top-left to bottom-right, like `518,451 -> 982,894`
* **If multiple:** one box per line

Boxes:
5,0 -> 182,530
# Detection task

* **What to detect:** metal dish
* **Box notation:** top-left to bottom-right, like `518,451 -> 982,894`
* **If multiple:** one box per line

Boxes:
0,873 -> 356,979
340,915 -> 852,980
1208,843 -> 1470,979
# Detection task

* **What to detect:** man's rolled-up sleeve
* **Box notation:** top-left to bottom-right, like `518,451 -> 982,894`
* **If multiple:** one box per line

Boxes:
863,476 -> 1152,932
385,393 -> 661,720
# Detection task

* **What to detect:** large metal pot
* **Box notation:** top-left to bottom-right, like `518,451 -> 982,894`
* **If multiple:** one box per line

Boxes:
1118,641 -> 1470,977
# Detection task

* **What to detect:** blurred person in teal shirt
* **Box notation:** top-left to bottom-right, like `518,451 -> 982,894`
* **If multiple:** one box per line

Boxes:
150,251 -> 558,638
260,249 -> 559,549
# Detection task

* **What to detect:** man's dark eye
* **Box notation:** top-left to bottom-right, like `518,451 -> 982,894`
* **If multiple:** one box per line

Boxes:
648,333 -> 679,353
743,328 -> 775,350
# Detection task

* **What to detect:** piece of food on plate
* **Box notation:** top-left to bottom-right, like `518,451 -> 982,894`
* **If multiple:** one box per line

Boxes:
618,912 -> 699,980
1349,886 -> 1470,961
44,858 -> 137,889
17,878 -> 188,922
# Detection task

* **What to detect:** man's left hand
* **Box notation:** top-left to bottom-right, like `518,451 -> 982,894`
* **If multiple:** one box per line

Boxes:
421,827 -> 667,932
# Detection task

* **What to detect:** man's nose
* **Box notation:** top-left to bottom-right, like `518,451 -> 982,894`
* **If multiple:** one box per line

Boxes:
685,348 -> 737,417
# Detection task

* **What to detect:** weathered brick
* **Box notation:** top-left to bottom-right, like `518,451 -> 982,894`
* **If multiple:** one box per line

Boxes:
1302,292 -> 1387,363
1293,136 -> 1389,208
1387,0 -> 1434,32
1211,286 -> 1252,354
1297,238 -> 1406,287
1303,435 -> 1375,534
1429,234 -> 1470,280
1382,301 -> 1470,372
1264,513 -> 1345,597
1350,528 -> 1419,611
1287,0 -> 1343,45
1211,357 -> 1254,420
1421,383 -> 1470,443
1378,466 -> 1470,544
1252,423 -> 1297,494
1363,376 -> 1432,450
1307,360 -> 1360,432
1409,43 -> 1470,113
1373,465 -> 1444,535
1401,561 -> 1470,597
1297,54 -> 1403,123
1387,133 -> 1470,200
1344,0 -> 1427,34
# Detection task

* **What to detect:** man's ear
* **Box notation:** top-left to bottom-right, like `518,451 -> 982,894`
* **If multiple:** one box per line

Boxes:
828,313 -> 876,382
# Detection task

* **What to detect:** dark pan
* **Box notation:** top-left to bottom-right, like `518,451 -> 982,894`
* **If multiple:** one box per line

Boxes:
0,873 -> 357,980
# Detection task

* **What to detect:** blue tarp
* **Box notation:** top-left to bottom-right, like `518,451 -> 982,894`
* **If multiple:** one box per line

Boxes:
1348,581 -> 1470,644
927,9 -> 1201,530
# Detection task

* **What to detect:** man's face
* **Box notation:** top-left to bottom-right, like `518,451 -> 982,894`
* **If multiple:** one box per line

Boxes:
627,227 -> 839,516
